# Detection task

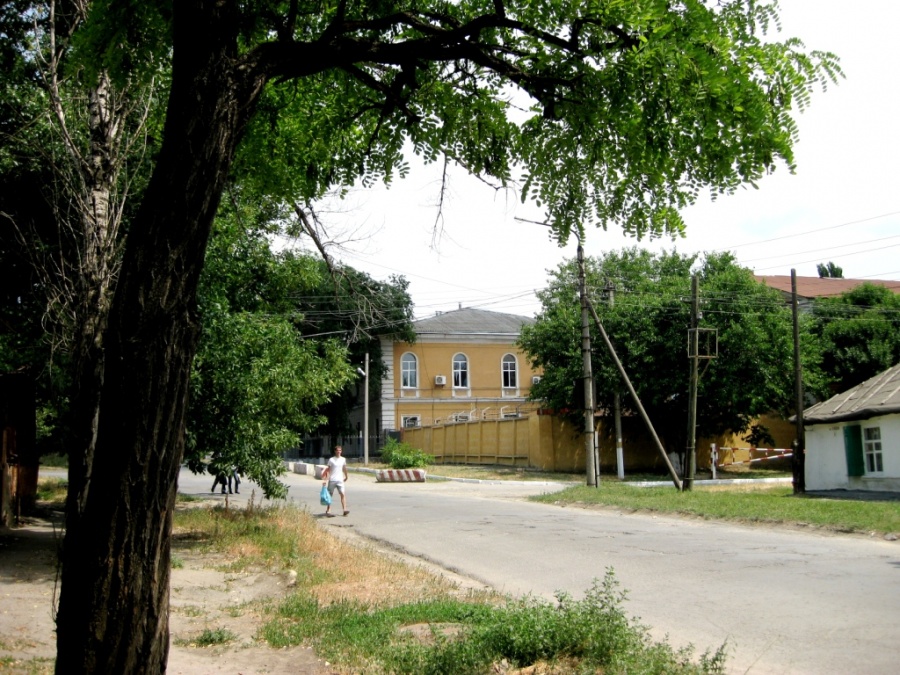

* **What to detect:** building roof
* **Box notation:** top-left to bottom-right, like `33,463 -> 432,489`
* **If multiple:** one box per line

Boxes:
755,275 -> 900,299
803,362 -> 900,425
413,307 -> 535,336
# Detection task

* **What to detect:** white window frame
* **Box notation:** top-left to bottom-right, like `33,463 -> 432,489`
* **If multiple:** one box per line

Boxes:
863,426 -> 884,474
400,352 -> 418,389
501,353 -> 518,389
402,415 -> 421,428
452,353 -> 469,390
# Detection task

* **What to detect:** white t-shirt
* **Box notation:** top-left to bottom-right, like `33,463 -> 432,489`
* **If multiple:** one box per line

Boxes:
326,456 -> 346,483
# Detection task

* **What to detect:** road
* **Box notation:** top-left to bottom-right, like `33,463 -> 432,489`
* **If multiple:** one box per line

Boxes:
177,466 -> 900,674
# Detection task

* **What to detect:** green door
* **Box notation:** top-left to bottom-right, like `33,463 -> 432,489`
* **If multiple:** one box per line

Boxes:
843,425 -> 865,477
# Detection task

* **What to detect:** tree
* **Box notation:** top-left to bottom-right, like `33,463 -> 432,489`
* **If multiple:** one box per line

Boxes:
185,201 -> 360,497
43,1 -> 840,670
519,249 -> 797,457
808,283 -> 900,396
817,261 -> 844,278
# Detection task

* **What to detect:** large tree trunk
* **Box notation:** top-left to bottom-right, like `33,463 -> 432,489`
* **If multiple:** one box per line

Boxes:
55,4 -> 266,670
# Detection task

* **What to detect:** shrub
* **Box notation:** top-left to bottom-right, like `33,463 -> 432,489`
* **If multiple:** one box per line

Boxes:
381,438 -> 434,469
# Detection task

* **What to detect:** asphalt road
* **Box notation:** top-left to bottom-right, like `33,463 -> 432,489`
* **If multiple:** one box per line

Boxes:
177,466 -> 900,675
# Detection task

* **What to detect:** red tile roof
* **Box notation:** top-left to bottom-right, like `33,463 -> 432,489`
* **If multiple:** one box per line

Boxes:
755,275 -> 900,299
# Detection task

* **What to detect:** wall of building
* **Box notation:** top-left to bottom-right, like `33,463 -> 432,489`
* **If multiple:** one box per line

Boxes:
806,414 -> 900,492
385,338 -> 539,430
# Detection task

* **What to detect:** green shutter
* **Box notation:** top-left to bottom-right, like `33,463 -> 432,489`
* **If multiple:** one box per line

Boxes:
843,425 -> 865,477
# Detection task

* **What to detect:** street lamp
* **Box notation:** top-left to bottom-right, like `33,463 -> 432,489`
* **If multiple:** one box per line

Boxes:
356,353 -> 369,465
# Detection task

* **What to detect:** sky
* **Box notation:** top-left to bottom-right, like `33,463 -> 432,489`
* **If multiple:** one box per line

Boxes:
307,0 -> 900,320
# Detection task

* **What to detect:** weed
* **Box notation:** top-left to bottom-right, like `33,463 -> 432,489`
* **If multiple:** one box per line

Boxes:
177,627 -> 237,647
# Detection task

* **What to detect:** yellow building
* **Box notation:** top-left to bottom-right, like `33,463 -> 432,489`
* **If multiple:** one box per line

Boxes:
379,308 -> 542,433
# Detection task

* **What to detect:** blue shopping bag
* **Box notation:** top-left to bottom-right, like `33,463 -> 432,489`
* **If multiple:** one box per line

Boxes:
320,484 -> 332,506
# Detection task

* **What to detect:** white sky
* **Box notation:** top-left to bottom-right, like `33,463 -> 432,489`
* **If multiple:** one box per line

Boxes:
316,0 -> 900,320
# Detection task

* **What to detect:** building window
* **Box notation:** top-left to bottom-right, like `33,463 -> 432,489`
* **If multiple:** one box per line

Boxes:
502,354 -> 518,388
452,353 -> 469,388
863,427 -> 884,474
402,415 -> 420,428
401,353 -> 417,388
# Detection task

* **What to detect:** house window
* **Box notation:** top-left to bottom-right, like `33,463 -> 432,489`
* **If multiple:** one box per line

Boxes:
401,353 -> 417,388
452,353 -> 469,388
502,354 -> 518,388
863,427 -> 884,474
402,415 -> 421,428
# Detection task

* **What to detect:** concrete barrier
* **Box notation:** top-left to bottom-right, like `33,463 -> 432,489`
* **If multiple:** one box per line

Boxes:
375,469 -> 426,483
292,462 -> 313,475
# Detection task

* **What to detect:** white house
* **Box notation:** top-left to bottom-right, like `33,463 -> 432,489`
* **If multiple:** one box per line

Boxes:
803,363 -> 900,492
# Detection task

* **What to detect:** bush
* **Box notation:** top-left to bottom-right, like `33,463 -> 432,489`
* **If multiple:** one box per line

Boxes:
381,438 -> 434,469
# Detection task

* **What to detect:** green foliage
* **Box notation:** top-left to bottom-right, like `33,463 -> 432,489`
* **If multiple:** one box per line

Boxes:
226,1 -> 840,244
816,261 -> 843,279
187,203 -> 357,498
808,283 -> 900,396
381,437 -> 434,469
191,627 -> 237,647
519,249 -> 797,453
264,570 -> 726,674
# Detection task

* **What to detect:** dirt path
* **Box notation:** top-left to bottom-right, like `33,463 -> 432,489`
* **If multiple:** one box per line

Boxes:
0,513 -> 331,674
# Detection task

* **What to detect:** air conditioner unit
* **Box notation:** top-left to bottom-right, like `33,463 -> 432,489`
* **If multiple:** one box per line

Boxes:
531,376 -> 542,385
434,375 -> 446,386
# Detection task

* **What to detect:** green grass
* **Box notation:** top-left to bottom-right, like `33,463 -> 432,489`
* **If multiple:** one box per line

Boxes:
260,570 -> 725,674
174,627 -> 238,648
533,479 -> 900,535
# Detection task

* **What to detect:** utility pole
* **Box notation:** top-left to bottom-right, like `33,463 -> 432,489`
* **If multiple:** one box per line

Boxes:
607,279 -> 625,480
363,352 -> 370,465
578,244 -> 598,487
791,270 -> 805,493
357,354 -> 370,465
584,294 -> 682,490
685,275 -> 700,491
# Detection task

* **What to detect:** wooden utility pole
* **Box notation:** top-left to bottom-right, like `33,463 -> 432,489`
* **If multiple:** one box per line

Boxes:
684,274 -> 700,491
791,270 -> 805,493
578,244 -> 599,487
606,279 -> 625,480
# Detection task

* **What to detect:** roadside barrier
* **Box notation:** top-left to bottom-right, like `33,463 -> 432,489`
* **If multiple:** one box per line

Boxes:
375,469 -> 426,483
712,444 -> 792,467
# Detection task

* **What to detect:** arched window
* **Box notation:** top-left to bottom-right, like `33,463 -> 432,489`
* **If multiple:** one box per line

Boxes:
400,353 -> 418,388
502,354 -> 518,388
452,353 -> 469,388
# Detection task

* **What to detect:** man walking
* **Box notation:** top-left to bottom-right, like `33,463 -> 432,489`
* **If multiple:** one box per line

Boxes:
321,445 -> 349,517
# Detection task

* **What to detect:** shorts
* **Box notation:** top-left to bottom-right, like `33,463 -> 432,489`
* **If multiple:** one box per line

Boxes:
327,480 -> 345,496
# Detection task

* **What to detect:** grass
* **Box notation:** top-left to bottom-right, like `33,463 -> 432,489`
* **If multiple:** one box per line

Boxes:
173,627 -> 238,648
260,569 -> 725,674
532,475 -> 900,535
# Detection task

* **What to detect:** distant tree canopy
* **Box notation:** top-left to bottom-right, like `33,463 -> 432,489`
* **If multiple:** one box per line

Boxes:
808,283 -> 900,396
817,261 -> 844,278
519,249 -> 797,453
